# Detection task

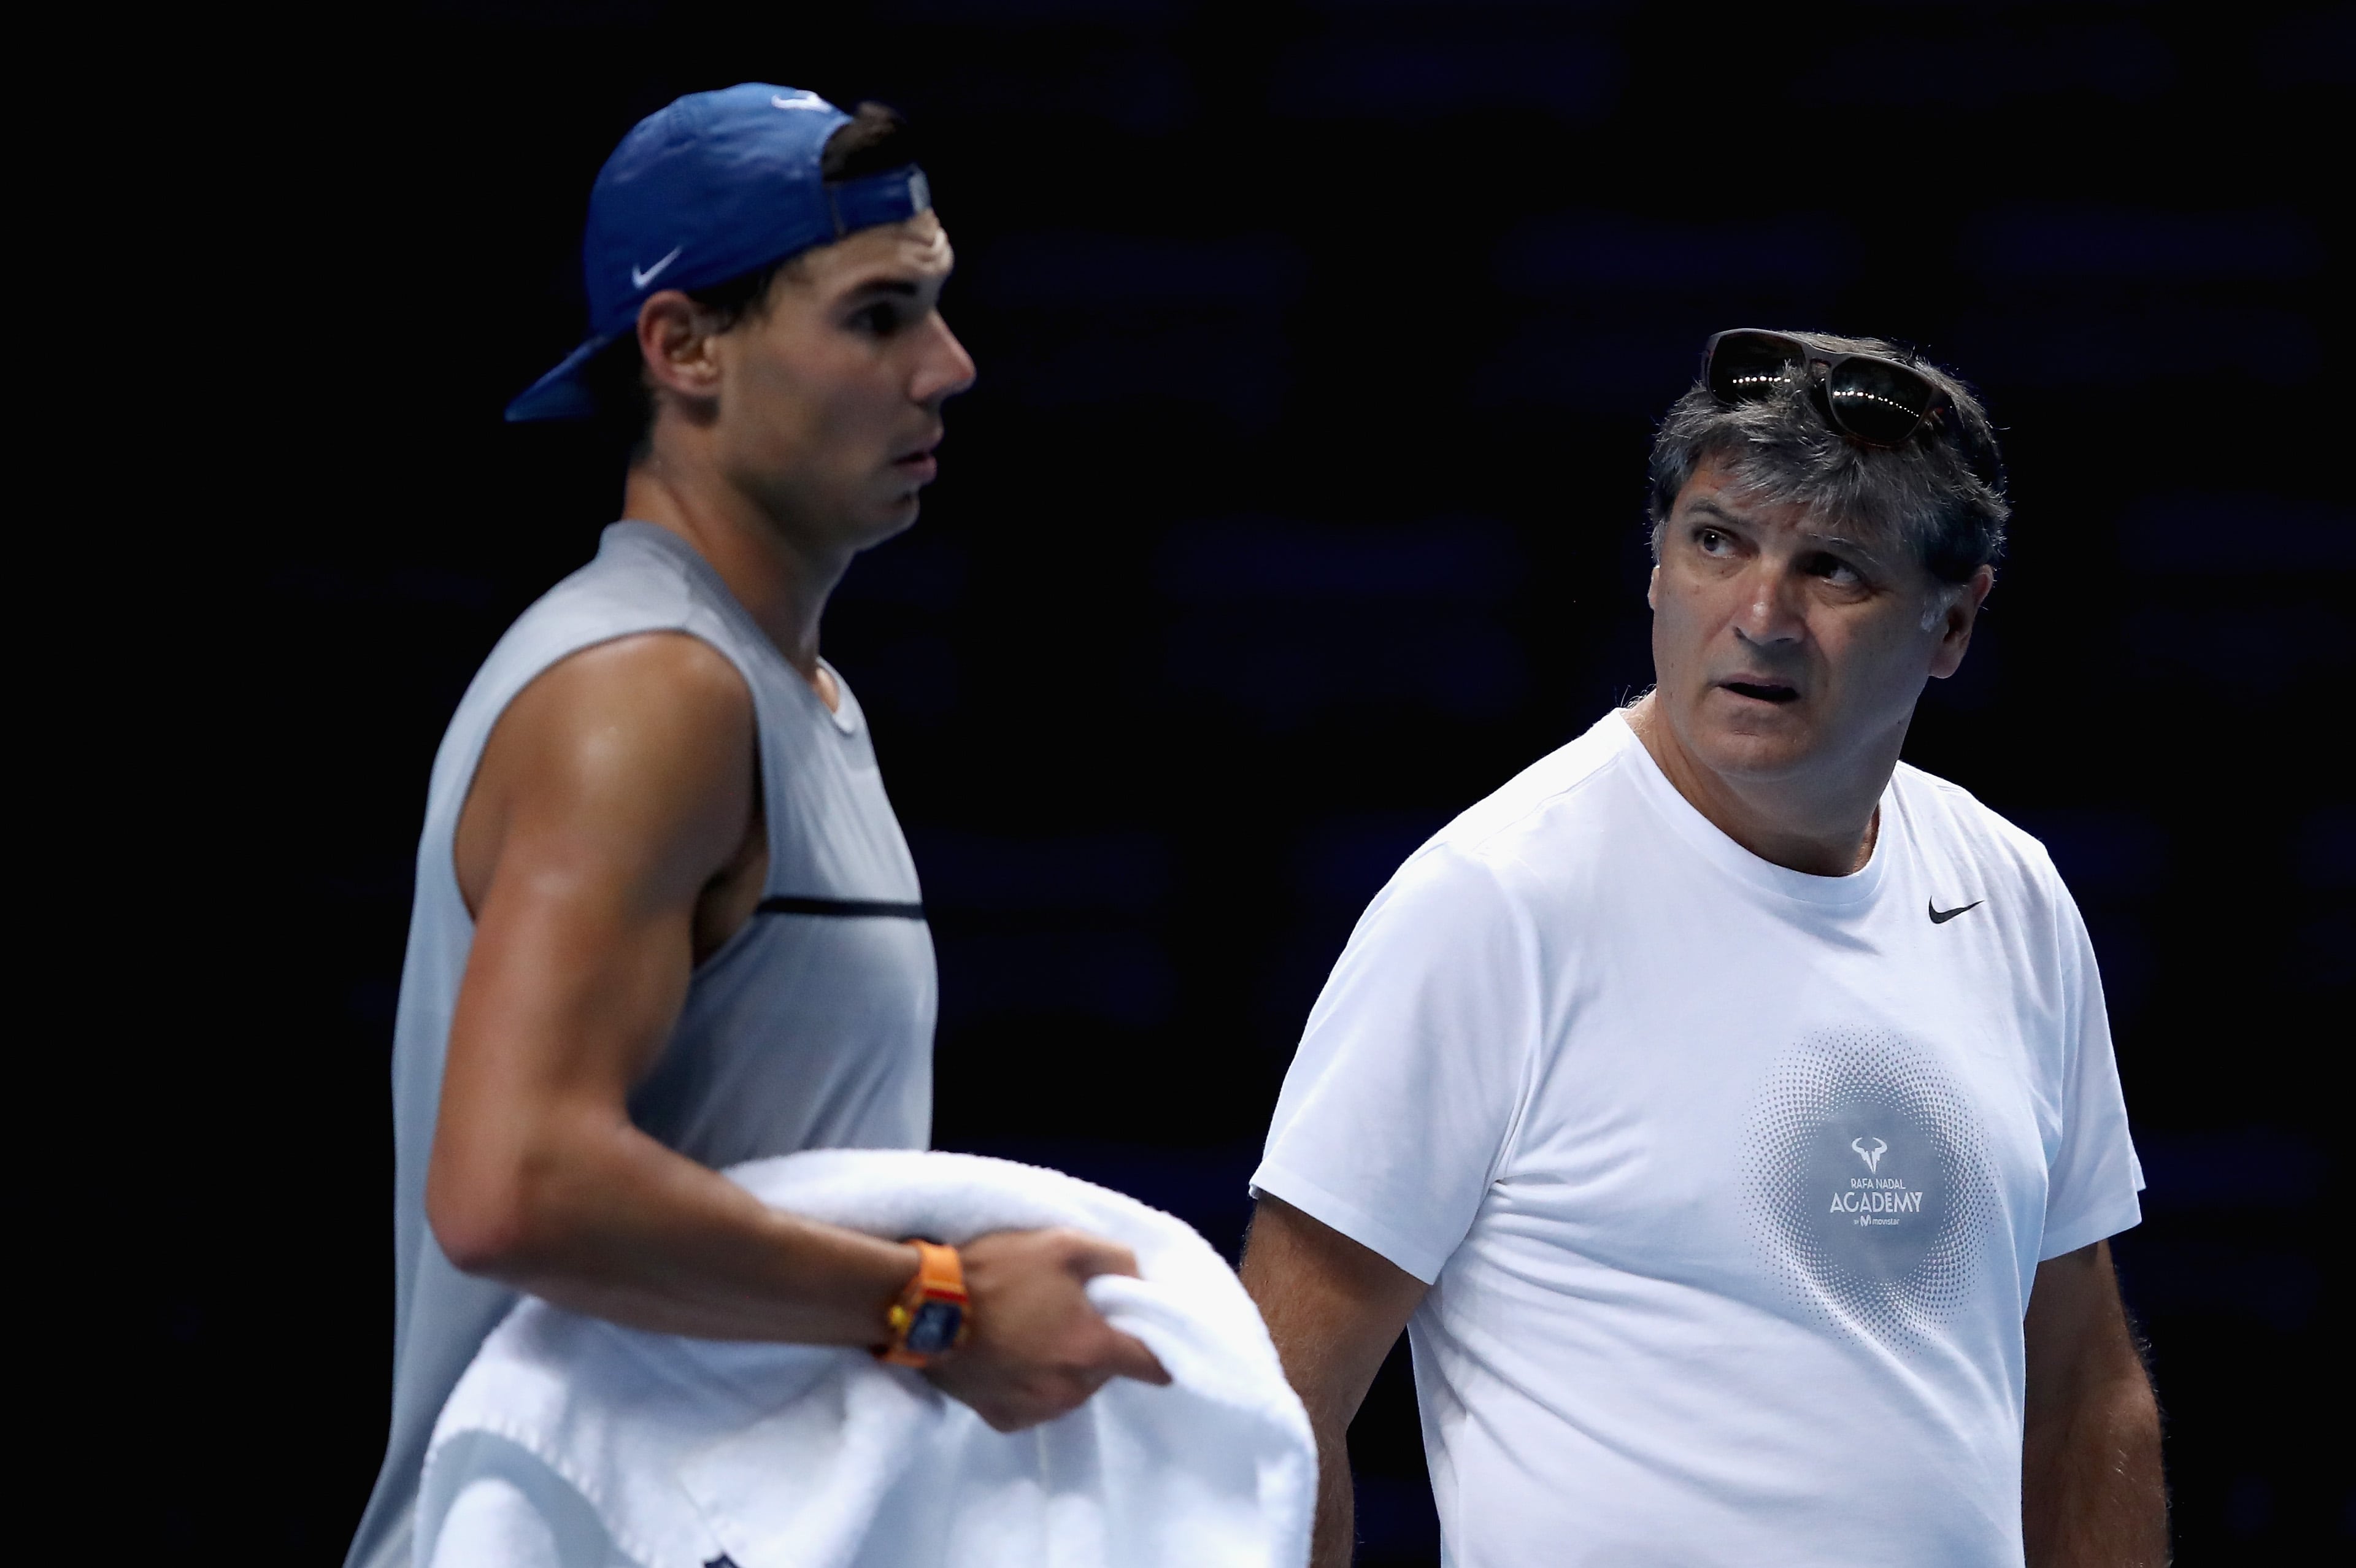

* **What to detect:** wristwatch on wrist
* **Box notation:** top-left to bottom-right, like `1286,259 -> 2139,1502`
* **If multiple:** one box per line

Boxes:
876,1238 -> 970,1367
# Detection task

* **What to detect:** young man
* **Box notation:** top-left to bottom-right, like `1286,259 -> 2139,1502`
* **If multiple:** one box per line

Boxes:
345,86 -> 1163,1568
1241,331 -> 2165,1566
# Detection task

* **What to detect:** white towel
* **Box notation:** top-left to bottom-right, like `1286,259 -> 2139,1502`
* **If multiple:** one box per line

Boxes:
415,1150 -> 1316,1568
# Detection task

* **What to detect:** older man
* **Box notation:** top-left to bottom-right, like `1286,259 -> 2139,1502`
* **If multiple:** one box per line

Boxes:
1241,330 -> 2164,1566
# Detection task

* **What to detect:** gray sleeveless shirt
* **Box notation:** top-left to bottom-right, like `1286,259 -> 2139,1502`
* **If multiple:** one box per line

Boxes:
347,522 -> 936,1568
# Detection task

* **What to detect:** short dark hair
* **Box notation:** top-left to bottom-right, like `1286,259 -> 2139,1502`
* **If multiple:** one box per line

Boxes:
1646,331 -> 2009,585
581,101 -> 920,460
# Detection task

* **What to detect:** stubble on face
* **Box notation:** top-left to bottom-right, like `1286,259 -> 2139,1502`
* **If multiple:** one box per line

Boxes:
718,212 -> 966,550
1646,459 -> 1952,792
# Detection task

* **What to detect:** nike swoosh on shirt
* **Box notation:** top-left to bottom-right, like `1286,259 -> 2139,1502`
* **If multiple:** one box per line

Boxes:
1928,899 -> 1984,924
631,245 -> 683,288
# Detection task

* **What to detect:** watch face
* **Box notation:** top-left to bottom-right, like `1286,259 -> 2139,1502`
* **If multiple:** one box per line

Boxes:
905,1299 -> 964,1356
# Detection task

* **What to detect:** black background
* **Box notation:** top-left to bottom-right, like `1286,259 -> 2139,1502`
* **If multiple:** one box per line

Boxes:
144,1 -> 2349,1558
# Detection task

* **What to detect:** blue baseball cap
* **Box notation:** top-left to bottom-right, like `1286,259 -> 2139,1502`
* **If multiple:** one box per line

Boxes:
506,83 -> 933,422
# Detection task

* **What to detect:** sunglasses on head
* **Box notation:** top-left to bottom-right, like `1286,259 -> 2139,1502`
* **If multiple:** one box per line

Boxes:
1701,328 -> 1963,448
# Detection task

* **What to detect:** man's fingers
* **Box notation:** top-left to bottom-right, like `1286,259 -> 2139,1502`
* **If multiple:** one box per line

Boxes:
1064,1232 -> 1143,1280
1052,1232 -> 1163,1383
1102,1329 -> 1172,1386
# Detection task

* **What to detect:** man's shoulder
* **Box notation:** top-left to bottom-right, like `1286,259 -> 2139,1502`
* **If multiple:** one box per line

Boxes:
478,588 -> 756,803
424,529 -> 753,832
478,526 -> 707,677
1400,712 -> 1642,892
517,629 -> 752,724
460,631 -> 757,901
1892,762 -> 2067,899
1444,709 -> 1637,837
439,528 -> 737,752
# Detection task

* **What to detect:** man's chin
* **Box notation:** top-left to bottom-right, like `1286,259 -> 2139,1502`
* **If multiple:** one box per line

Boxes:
852,493 -> 923,547
1686,712 -> 1822,782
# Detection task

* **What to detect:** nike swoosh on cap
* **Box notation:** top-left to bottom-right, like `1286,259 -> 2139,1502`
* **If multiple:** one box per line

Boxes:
1928,899 -> 1984,924
772,91 -> 827,110
631,245 -> 683,289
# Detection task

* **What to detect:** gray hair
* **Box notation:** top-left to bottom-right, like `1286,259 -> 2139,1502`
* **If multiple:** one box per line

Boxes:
1646,331 -> 2009,585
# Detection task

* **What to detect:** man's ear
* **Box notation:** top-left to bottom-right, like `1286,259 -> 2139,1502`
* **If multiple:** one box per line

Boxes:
1646,563 -> 1660,612
636,291 -> 726,404
1927,564 -> 1995,680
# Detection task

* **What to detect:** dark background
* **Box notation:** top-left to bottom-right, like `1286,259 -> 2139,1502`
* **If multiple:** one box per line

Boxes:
148,1 -> 2348,1558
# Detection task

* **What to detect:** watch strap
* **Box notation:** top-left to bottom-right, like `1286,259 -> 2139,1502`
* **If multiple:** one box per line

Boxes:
877,1239 -> 970,1367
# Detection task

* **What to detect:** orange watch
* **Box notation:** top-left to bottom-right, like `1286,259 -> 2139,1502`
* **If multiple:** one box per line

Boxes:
877,1239 -> 971,1367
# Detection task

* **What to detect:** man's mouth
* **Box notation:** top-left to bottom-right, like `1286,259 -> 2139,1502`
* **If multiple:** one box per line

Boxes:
1722,680 -> 1800,705
890,441 -> 940,488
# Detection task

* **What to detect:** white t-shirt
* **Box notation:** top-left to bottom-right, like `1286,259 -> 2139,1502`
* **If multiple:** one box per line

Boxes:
1251,710 -> 2142,1568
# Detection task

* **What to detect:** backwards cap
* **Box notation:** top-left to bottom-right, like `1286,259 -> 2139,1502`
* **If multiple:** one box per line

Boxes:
506,83 -> 931,421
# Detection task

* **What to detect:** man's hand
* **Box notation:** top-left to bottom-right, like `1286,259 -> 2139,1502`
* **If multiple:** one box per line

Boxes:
2023,1240 -> 2167,1566
923,1228 -> 1171,1431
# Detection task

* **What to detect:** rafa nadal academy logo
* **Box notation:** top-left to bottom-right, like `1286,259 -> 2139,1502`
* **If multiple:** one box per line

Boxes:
1834,1131 -> 1926,1228
1740,1030 -> 1998,1350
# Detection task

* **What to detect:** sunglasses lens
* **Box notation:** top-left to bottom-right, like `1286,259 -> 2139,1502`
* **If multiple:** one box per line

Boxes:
1825,359 -> 1936,446
1707,334 -> 1802,404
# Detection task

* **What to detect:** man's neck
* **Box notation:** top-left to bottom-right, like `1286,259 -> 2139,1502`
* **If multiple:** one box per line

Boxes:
620,456 -> 845,680
1623,694 -> 1895,878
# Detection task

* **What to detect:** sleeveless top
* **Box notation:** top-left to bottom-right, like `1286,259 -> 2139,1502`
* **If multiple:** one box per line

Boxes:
345,522 -> 936,1568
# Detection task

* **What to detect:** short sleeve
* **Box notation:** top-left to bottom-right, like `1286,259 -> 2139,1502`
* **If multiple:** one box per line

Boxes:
1250,845 -> 1541,1284
2039,890 -> 2146,1259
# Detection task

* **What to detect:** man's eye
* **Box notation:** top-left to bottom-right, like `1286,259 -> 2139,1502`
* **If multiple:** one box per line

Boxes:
1696,528 -> 1729,553
852,302 -> 902,336
1809,554 -> 1861,585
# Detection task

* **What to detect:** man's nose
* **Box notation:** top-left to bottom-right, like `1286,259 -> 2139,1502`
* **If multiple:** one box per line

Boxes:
912,315 -> 977,408
1731,561 -> 1807,647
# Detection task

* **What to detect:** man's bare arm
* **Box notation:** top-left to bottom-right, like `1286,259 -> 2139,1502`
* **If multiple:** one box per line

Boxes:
2022,1240 -> 2167,1566
1241,1194 -> 1430,1568
426,632 -> 1163,1426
